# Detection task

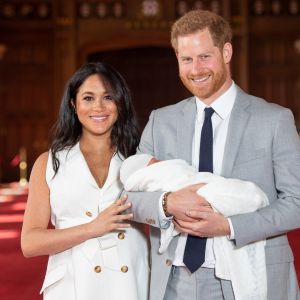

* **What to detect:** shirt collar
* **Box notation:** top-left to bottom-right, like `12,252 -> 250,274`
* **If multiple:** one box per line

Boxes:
195,81 -> 237,120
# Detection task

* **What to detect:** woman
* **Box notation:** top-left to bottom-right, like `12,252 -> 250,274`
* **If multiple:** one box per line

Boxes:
21,62 -> 149,300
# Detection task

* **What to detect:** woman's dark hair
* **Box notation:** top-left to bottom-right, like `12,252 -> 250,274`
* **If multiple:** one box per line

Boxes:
50,62 -> 140,175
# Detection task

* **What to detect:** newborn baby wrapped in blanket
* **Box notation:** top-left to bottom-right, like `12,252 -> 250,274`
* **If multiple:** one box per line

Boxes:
120,154 -> 269,300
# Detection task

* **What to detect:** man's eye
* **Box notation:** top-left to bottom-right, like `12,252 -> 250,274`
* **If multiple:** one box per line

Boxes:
201,55 -> 209,59
182,58 -> 192,63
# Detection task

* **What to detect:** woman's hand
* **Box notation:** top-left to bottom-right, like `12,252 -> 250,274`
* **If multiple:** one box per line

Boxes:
86,195 -> 133,238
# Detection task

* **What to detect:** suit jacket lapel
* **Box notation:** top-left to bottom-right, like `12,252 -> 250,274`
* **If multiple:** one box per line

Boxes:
177,98 -> 196,165
222,87 -> 251,177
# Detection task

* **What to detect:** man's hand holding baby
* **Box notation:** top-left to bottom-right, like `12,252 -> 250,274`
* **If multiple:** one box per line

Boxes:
165,183 -> 210,221
165,183 -> 230,237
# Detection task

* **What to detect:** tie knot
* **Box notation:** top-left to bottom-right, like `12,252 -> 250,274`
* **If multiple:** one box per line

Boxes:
204,107 -> 214,119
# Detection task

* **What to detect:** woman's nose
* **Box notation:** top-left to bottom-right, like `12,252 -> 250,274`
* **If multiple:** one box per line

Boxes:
93,98 -> 104,109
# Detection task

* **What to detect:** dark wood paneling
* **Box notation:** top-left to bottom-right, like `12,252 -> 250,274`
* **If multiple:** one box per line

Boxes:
0,39 -> 54,182
249,26 -> 300,129
0,0 -> 299,182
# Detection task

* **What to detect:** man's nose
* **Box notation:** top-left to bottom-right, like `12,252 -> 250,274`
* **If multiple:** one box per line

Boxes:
191,60 -> 204,74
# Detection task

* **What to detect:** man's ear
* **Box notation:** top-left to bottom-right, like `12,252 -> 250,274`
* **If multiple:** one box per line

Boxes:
223,42 -> 233,64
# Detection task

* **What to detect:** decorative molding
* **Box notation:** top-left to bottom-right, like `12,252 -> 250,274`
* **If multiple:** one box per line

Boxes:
175,0 -> 222,17
125,20 -> 171,30
0,2 -> 51,20
76,0 -> 224,23
141,0 -> 161,17
77,1 -> 125,19
251,0 -> 300,16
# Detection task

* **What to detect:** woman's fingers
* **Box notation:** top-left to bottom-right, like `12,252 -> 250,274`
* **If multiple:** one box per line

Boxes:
114,194 -> 128,206
114,223 -> 131,229
95,194 -> 134,233
110,214 -> 133,229
107,202 -> 131,217
116,202 -> 132,213
112,195 -> 131,212
105,195 -> 131,215
112,212 -> 133,222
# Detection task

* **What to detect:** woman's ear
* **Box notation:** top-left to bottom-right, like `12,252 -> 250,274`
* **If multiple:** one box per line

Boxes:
71,99 -> 76,114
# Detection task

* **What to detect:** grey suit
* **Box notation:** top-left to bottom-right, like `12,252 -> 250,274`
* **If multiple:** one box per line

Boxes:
128,86 -> 300,300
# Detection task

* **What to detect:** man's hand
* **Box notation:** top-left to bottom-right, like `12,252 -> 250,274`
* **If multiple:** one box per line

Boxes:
166,183 -> 209,221
173,208 -> 231,237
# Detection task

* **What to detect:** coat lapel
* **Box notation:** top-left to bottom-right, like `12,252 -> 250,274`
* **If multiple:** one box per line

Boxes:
177,98 -> 197,165
221,87 -> 251,177
101,153 -> 123,191
71,143 -> 122,190
73,143 -> 100,189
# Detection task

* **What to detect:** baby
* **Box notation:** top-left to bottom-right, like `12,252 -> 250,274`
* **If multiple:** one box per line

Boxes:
120,154 -> 268,300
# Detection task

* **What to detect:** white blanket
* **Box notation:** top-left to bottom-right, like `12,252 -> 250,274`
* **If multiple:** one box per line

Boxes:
120,154 -> 269,300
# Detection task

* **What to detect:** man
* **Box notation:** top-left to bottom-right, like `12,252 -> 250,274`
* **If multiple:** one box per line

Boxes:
127,10 -> 300,300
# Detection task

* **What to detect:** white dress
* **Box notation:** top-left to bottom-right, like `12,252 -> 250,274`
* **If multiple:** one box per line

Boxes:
40,143 -> 149,300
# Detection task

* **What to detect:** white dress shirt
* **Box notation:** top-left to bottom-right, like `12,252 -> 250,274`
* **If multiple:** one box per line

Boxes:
172,81 -> 237,267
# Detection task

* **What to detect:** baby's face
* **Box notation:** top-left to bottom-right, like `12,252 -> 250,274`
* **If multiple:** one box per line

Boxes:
147,157 -> 160,166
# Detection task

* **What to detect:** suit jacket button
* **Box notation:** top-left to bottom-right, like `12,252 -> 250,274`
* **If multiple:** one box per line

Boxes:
145,218 -> 156,225
94,266 -> 101,273
165,259 -> 172,266
86,211 -> 93,217
118,232 -> 125,240
121,265 -> 128,273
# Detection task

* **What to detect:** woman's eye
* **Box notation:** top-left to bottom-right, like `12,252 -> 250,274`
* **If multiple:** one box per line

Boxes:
104,95 -> 113,100
83,96 -> 93,101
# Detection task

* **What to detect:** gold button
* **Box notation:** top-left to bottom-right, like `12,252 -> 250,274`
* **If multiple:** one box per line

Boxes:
118,232 -> 125,240
94,266 -> 101,273
165,259 -> 172,266
86,211 -> 92,217
121,265 -> 128,273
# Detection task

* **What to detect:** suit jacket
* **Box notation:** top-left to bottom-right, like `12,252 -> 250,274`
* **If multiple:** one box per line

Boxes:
128,85 -> 300,300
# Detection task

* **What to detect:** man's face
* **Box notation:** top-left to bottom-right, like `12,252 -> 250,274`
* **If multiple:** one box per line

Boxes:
176,28 -> 232,104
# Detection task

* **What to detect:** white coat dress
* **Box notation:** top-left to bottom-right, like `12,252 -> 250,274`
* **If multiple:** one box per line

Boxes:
40,143 -> 149,300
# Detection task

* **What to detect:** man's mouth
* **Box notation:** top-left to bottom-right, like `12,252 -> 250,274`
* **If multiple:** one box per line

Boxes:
191,75 -> 211,83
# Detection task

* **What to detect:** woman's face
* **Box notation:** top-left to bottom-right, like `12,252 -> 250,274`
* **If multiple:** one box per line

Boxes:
73,74 -> 118,138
